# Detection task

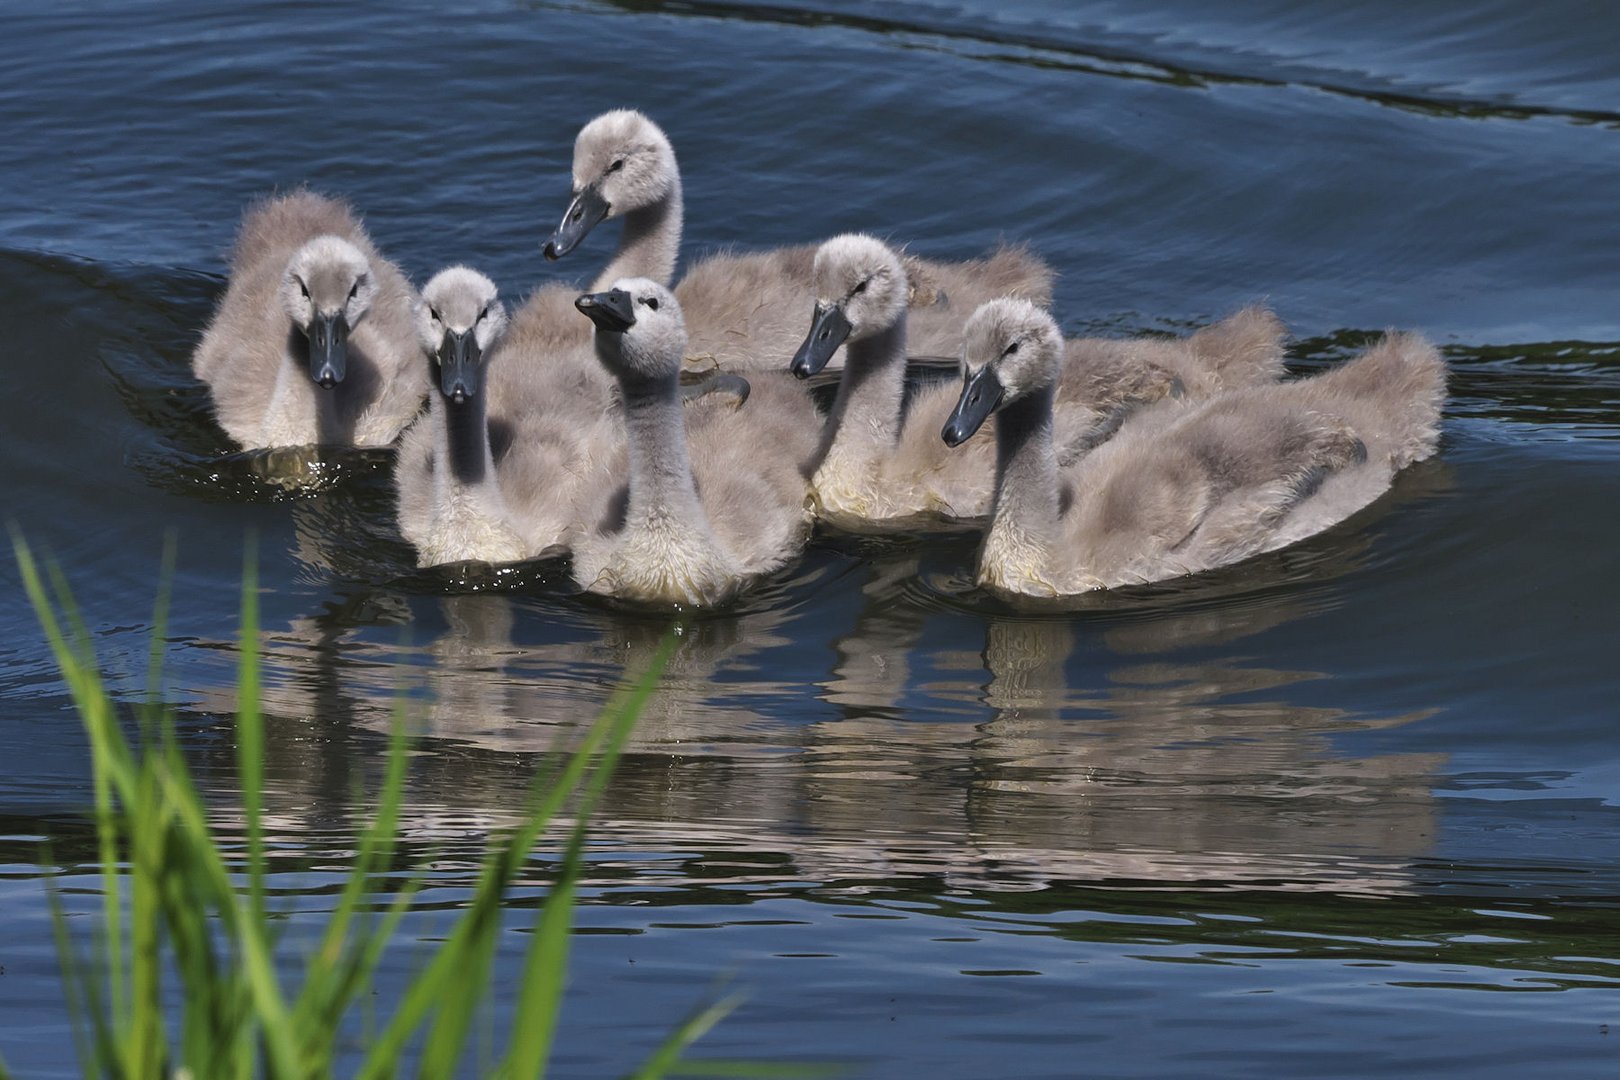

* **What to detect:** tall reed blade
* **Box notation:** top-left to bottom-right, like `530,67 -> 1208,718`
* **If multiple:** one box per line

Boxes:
13,537 -> 791,1079
237,533 -> 267,927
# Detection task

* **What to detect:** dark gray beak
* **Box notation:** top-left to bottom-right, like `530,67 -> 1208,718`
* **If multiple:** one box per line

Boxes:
435,329 -> 482,404
942,366 -> 1004,447
307,311 -> 349,388
575,288 -> 636,333
790,303 -> 852,379
544,184 -> 610,260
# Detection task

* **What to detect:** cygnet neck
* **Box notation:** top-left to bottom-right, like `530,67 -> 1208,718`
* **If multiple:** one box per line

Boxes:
438,387 -> 492,487
985,382 -> 1062,561
264,325 -> 343,444
815,313 -> 908,471
617,368 -> 709,537
590,176 -> 684,293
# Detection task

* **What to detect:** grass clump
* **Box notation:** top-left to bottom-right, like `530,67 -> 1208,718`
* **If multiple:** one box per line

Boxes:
8,534 -> 821,1079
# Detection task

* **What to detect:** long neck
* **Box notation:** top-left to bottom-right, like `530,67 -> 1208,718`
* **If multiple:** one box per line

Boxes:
590,178 -> 684,292
263,324 -> 343,445
984,384 -> 1061,565
432,390 -> 503,510
440,391 -> 492,485
814,315 -> 908,472
619,373 -> 710,536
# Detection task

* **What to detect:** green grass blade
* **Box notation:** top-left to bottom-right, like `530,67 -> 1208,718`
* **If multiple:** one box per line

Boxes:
149,767 -> 301,1076
164,846 -> 227,1077
43,869 -> 105,1080
134,534 -> 178,1064
292,701 -> 414,1066
10,535 -> 98,710
357,797 -> 594,1074
129,723 -> 298,1078
499,637 -> 673,1078
302,700 -> 411,978
139,531 -> 178,741
358,643 -> 671,1080
627,995 -> 745,1080
495,826 -> 582,1080
127,757 -> 169,1078
415,863 -> 504,1077
500,635 -> 672,884
237,535 -> 267,929
13,535 -> 136,1055
353,899 -> 484,1075
17,550 -> 773,1080
307,869 -> 426,1072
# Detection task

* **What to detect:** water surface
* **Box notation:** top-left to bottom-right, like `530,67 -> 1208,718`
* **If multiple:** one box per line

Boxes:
2,1 -> 1618,1076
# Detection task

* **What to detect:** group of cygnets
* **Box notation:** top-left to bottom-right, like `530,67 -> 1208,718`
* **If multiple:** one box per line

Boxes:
191,109 -> 1447,608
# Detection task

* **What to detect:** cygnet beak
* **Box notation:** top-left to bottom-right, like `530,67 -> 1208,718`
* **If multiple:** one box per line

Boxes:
789,302 -> 852,379
545,184 -> 610,260
436,328 -> 482,403
942,365 -> 1004,447
307,311 -> 350,388
575,288 -> 636,333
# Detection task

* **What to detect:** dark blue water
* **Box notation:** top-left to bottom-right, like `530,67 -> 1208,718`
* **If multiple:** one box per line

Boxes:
3,1 -> 1619,1076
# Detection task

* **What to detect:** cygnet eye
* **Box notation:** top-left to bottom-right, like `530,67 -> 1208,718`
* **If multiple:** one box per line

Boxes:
428,307 -> 442,323
641,296 -> 660,311
609,158 -> 625,173
297,279 -> 310,300
349,281 -> 361,301
476,305 -> 490,323
853,279 -> 869,296
1004,340 -> 1021,357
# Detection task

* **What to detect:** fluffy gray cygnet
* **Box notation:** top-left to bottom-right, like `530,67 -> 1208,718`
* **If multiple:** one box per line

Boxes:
943,298 -> 1446,600
192,191 -> 425,449
571,278 -> 820,607
394,267 -> 626,567
791,234 -> 1288,531
545,109 -> 1054,373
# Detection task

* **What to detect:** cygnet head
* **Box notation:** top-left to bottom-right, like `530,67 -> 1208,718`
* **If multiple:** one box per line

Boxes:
790,234 -> 909,379
278,235 -> 378,388
942,298 -> 1065,447
544,110 -> 679,261
415,266 -> 507,406
575,277 -> 687,386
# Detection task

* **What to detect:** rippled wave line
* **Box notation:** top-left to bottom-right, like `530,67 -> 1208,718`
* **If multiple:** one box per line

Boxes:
590,0 -> 1620,128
